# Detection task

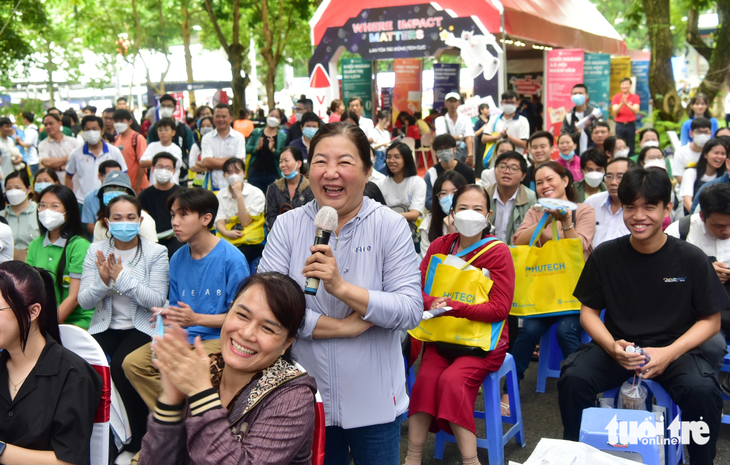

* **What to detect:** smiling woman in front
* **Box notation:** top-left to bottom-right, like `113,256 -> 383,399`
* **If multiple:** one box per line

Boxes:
137,272 -> 318,465
258,122 -> 423,464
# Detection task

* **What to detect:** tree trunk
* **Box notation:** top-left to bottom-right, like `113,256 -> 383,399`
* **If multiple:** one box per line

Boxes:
698,0 -> 730,106
182,2 -> 196,105
265,62 -> 276,110
46,48 -> 55,107
229,43 -> 249,116
643,0 -> 680,121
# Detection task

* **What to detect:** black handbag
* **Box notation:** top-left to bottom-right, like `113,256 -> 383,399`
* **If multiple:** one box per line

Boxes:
435,342 -> 489,359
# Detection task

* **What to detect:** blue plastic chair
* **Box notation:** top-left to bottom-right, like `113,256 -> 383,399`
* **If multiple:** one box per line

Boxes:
580,407 -> 661,465
433,353 -> 525,465
721,343 -> 730,425
602,379 -> 684,464
402,354 -> 415,421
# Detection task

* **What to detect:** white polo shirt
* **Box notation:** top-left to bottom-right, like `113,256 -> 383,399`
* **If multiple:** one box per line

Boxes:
201,128 -> 246,191
141,141 -> 183,185
66,142 -> 128,203
583,191 -> 630,248
483,114 -> 530,156
39,134 -> 82,182
359,116 -> 375,139
434,113 -> 475,139
666,213 -> 730,263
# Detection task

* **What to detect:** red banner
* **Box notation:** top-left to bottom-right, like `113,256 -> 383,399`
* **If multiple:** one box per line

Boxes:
392,59 -> 422,123
545,50 -> 584,145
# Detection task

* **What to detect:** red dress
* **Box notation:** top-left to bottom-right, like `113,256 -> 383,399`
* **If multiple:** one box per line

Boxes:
410,233 -> 513,435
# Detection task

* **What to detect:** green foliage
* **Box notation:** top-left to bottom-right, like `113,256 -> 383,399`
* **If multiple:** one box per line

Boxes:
645,108 -> 687,148
0,0 -> 48,78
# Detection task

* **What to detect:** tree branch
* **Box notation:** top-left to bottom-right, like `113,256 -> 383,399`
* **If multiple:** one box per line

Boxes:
275,0 -> 296,63
232,0 -> 240,46
686,8 -> 713,62
204,0 -> 231,54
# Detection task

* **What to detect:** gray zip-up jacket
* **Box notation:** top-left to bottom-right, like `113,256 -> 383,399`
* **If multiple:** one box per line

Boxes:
258,197 -> 423,428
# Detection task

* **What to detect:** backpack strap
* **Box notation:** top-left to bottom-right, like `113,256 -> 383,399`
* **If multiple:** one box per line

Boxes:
132,132 -> 138,153
679,215 -> 692,241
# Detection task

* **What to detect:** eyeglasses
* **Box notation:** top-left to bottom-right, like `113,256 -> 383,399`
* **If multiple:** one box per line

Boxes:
604,173 -> 625,182
496,163 -> 521,173
38,202 -> 63,210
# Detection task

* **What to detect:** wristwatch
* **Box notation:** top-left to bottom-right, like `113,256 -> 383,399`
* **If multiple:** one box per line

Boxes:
0,440 -> 6,457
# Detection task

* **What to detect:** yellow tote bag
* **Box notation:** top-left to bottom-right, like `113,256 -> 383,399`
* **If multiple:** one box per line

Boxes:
215,213 -> 266,246
510,212 -> 584,318
408,237 -> 506,352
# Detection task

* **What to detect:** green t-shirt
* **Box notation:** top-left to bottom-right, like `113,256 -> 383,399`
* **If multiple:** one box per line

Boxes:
27,234 -> 92,329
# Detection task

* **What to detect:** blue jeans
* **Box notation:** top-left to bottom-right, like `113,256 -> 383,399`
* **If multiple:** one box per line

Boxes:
29,163 -> 39,178
511,315 -> 582,384
324,414 -> 403,465
247,170 -> 279,194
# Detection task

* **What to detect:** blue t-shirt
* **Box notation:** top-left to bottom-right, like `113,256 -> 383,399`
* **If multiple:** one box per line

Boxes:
81,188 -> 100,224
169,239 -> 250,342
680,116 -> 718,146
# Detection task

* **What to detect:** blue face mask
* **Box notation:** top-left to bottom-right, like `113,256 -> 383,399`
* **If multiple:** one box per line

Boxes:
103,190 -> 126,205
34,182 -> 52,194
439,194 -> 453,215
559,151 -> 575,161
284,170 -> 298,180
109,221 -> 140,242
571,94 -> 586,106
302,127 -> 318,139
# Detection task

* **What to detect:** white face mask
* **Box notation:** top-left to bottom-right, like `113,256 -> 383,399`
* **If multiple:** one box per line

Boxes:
453,210 -> 488,238
641,140 -> 660,148
83,130 -> 101,145
614,148 -> 630,158
159,107 -> 175,119
583,171 -> 604,188
502,104 -> 517,115
226,174 -> 243,187
200,127 -> 214,136
436,149 -> 454,163
113,122 -> 129,134
154,169 -> 174,184
5,189 -> 26,206
38,209 -> 66,231
266,117 -> 280,128
693,134 -> 711,148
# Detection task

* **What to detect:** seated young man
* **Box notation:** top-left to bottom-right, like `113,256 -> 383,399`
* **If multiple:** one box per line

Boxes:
423,134 -> 476,210
558,167 -> 729,465
122,187 -> 250,411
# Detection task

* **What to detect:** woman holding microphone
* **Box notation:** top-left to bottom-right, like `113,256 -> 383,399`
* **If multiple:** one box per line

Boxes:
258,122 -> 423,464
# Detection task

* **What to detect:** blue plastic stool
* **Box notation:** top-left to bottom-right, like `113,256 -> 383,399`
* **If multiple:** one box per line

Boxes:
535,312 -> 601,393
580,407 -> 661,465
433,353 -> 525,465
603,379 -> 685,464
536,323 -> 562,393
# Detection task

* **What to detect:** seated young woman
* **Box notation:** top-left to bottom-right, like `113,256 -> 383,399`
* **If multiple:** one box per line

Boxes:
138,272 -> 317,465
0,261 -> 102,465
406,185 -> 514,465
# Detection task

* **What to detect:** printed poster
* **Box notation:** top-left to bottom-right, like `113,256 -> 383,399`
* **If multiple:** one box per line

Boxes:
393,58 -> 423,123
545,49 -> 584,140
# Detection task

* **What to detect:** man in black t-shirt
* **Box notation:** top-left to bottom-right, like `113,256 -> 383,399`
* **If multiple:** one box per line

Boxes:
423,134 -> 475,210
558,168 -> 728,465
138,152 -> 183,258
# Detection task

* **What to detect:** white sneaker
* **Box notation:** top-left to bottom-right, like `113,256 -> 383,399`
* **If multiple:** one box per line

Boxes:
115,450 -> 136,465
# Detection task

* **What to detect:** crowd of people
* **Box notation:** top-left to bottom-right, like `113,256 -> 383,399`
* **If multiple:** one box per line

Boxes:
0,83 -> 728,465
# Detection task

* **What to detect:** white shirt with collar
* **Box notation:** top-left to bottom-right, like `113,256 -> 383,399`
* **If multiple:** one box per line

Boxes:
38,134 -> 82,182
66,142 -> 128,203
583,191 -> 630,247
201,128 -> 246,190
666,213 -> 730,263
493,187 -> 518,243
434,113 -> 475,139
359,116 -> 375,139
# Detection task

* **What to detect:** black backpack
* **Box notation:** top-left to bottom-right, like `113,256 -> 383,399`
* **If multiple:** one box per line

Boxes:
678,215 -> 692,241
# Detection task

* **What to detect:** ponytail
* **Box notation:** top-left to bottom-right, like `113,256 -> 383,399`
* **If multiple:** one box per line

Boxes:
35,267 -> 61,346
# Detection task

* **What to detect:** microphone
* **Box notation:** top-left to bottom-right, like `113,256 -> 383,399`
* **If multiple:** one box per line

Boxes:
305,206 -> 339,295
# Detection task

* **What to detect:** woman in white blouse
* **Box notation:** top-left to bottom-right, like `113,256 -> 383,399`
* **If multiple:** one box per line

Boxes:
371,110 -> 392,174
680,138 -> 727,213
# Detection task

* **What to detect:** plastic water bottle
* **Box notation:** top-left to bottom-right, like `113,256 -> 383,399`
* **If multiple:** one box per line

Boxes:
626,345 -> 651,367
